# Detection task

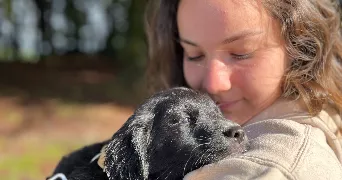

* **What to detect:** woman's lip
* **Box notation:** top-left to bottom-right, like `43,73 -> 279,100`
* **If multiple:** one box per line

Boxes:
217,100 -> 240,109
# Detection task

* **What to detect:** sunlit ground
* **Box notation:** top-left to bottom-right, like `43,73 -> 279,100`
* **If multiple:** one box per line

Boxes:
0,97 -> 133,180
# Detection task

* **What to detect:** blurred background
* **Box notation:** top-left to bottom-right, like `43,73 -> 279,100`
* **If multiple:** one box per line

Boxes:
1,0 -> 341,179
0,0 -> 147,179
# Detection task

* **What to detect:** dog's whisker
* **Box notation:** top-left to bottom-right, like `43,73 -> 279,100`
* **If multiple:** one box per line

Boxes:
156,163 -> 176,180
206,152 -> 215,164
182,143 -> 206,176
194,148 -> 211,166
183,147 -> 200,176
164,169 -> 175,180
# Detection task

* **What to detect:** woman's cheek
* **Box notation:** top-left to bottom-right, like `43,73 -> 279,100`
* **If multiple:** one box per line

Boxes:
231,68 -> 255,92
231,68 -> 266,102
183,61 -> 202,90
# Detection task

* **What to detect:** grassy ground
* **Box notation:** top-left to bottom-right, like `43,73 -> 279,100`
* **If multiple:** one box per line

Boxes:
0,59 -> 147,179
0,97 -> 133,180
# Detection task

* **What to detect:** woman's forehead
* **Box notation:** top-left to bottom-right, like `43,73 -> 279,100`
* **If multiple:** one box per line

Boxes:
177,0 -> 271,47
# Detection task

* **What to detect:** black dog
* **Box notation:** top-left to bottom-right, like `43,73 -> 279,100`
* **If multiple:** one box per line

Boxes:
48,87 -> 248,180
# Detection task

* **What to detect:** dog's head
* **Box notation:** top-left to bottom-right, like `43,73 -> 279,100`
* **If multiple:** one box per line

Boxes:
104,87 -> 248,180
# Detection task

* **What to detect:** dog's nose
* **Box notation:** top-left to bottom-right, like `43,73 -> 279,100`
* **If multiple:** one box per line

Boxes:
223,126 -> 245,143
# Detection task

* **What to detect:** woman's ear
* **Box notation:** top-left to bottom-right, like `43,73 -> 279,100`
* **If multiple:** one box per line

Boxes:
104,115 -> 152,180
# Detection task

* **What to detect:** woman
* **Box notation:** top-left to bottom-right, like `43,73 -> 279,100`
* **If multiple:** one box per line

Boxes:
145,0 -> 342,179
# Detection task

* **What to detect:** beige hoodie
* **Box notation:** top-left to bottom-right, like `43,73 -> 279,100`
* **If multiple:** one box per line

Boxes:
184,99 -> 342,180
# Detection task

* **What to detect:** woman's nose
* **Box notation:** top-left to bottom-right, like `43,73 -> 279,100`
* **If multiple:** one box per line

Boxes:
201,58 -> 232,94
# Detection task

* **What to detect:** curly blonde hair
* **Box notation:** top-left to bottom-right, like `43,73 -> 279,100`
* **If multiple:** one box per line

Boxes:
144,0 -> 342,133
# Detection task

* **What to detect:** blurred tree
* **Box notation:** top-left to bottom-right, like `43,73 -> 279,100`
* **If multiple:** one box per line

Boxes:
0,0 -> 148,106
0,0 -> 147,69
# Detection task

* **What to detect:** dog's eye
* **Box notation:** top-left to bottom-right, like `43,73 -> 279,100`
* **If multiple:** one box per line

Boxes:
186,115 -> 197,124
170,117 -> 179,124
185,109 -> 199,125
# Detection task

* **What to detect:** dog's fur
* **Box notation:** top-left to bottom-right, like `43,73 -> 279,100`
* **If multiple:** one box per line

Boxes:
48,87 -> 248,180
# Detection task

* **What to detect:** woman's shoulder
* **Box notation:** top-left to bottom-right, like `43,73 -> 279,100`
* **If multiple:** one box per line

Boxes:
244,98 -> 342,163
184,101 -> 342,180
243,117 -> 342,179
244,118 -> 340,163
184,119 -> 342,180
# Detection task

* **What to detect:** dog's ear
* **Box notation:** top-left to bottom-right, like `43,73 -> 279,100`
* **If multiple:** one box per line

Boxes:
50,140 -> 109,177
104,114 -> 153,180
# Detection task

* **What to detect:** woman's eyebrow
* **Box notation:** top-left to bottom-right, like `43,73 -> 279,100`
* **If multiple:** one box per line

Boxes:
222,30 -> 264,44
179,30 -> 264,47
178,38 -> 198,47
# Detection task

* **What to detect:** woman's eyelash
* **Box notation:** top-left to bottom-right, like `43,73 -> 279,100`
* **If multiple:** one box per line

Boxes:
185,52 -> 253,61
186,55 -> 204,61
231,53 -> 253,60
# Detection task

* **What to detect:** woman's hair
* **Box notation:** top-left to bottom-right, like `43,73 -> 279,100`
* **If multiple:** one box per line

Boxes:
144,0 -> 342,133
144,0 -> 184,93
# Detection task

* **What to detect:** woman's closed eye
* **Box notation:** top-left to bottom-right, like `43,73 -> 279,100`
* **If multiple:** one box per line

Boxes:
231,52 -> 254,60
185,52 -> 254,62
186,54 -> 205,61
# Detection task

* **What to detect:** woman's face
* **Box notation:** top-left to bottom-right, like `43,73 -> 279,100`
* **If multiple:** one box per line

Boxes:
177,0 -> 289,125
